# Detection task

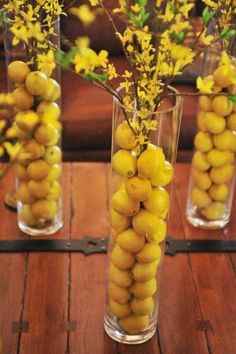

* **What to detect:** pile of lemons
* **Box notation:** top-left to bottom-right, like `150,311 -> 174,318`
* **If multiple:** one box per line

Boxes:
107,120 -> 173,334
7,60 -> 62,229
191,63 -> 236,221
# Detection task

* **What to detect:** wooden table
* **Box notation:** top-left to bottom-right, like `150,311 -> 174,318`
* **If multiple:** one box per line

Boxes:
0,162 -> 236,354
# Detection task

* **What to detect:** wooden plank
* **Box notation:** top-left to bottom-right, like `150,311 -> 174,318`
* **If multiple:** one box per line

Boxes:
224,185 -> 236,269
175,163 -> 236,354
69,163 -> 116,354
158,168 -> 209,354
0,170 -> 27,354
19,163 -> 71,354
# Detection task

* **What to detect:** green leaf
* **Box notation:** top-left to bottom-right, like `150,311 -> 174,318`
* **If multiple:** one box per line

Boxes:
0,10 -> 4,25
229,95 -> 236,104
58,47 -> 77,69
170,31 -> 185,43
82,72 -> 108,83
220,28 -> 236,40
202,6 -> 214,25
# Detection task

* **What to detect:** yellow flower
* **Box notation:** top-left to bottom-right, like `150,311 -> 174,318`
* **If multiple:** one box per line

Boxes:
107,64 -> 118,80
69,5 -> 96,26
37,49 -> 56,77
97,50 -> 108,68
27,22 -> 45,42
196,76 -> 214,94
89,0 -> 101,6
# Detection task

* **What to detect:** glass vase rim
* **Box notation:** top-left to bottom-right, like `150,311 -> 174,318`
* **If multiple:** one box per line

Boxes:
114,84 -> 183,115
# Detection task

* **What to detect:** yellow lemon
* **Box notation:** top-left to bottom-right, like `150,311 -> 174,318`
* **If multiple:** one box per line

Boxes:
132,209 -> 165,240
31,199 -> 58,220
112,149 -> 137,178
198,96 -> 212,112
46,181 -> 61,201
12,86 -> 34,110
27,159 -> 50,181
213,129 -> 236,152
15,110 -> 40,132
146,220 -> 167,244
110,208 -> 131,233
9,122 -> 29,140
204,112 -> 226,134
213,65 -> 236,88
24,138 -> 45,160
20,204 -> 36,226
206,149 -> 234,167
193,170 -> 212,190
25,71 -> 48,96
28,179 -> 51,199
194,131 -> 213,152
16,164 -> 29,182
125,175 -> 151,201
150,160 -> 174,187
109,263 -> 133,287
111,244 -> 135,270
143,187 -> 170,218
44,145 -> 62,165
197,110 -> 207,131
46,164 -> 61,182
109,299 -> 131,318
108,282 -> 131,304
40,78 -> 61,101
192,151 -> 210,171
200,202 -> 225,220
112,188 -> 140,216
191,188 -> 211,208
132,261 -> 159,281
130,297 -> 154,315
114,121 -> 136,150
35,123 -> 59,146
137,146 -> 165,179
209,184 -> 229,202
8,60 -> 31,84
117,228 -> 145,253
212,95 -> 233,116
129,278 -> 157,299
210,164 -> 234,184
36,101 -> 61,120
16,183 -> 35,204
136,242 -> 162,263
227,112 -> 236,131
119,315 -> 149,334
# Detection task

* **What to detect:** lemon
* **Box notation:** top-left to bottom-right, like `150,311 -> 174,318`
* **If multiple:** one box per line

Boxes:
109,263 -> 133,287
114,121 -> 136,150
150,160 -> 174,187
143,187 -> 170,219
16,183 -> 35,204
137,146 -> 165,179
201,202 -> 225,220
109,299 -> 131,318
25,71 -> 48,96
117,228 -> 145,253
44,146 -> 62,165
213,65 -> 236,88
130,297 -> 154,315
12,86 -> 34,110
206,149 -> 234,167
132,261 -> 159,281
129,277 -> 157,299
20,204 -> 36,226
28,179 -> 51,199
194,131 -> 213,152
209,184 -> 229,202
15,110 -> 40,132
212,95 -> 233,116
9,122 -> 29,140
227,112 -> 236,131
111,244 -> 135,270
46,164 -> 61,182
8,61 -> 31,84
197,111 -> 207,131
132,209 -> 165,239
192,151 -> 210,171
146,220 -> 167,244
27,159 -> 50,181
193,170 -> 212,190
213,129 -> 236,152
40,78 -> 61,101
112,188 -> 140,216
119,315 -> 149,334
35,123 -> 59,146
47,181 -> 61,201
191,188 -> 211,208
198,96 -> 212,112
125,175 -> 151,201
204,112 -> 226,134
36,101 -> 61,120
110,208 -> 131,233
108,281 -> 131,304
31,199 -> 58,220
210,164 -> 234,184
112,149 -> 137,178
136,242 -> 162,263
16,164 -> 29,182
24,139 -> 45,160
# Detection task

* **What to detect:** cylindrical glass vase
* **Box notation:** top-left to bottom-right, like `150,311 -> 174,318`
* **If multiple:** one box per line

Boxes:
3,14 -> 63,236
186,50 -> 236,229
104,87 -> 183,344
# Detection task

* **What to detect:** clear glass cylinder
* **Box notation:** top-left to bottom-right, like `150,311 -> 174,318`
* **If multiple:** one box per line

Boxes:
3,14 -> 63,236
104,87 -> 183,344
186,49 -> 236,229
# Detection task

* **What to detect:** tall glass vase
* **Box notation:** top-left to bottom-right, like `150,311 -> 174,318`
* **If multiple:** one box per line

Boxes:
3,14 -> 63,236
104,87 -> 183,344
186,49 -> 236,229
